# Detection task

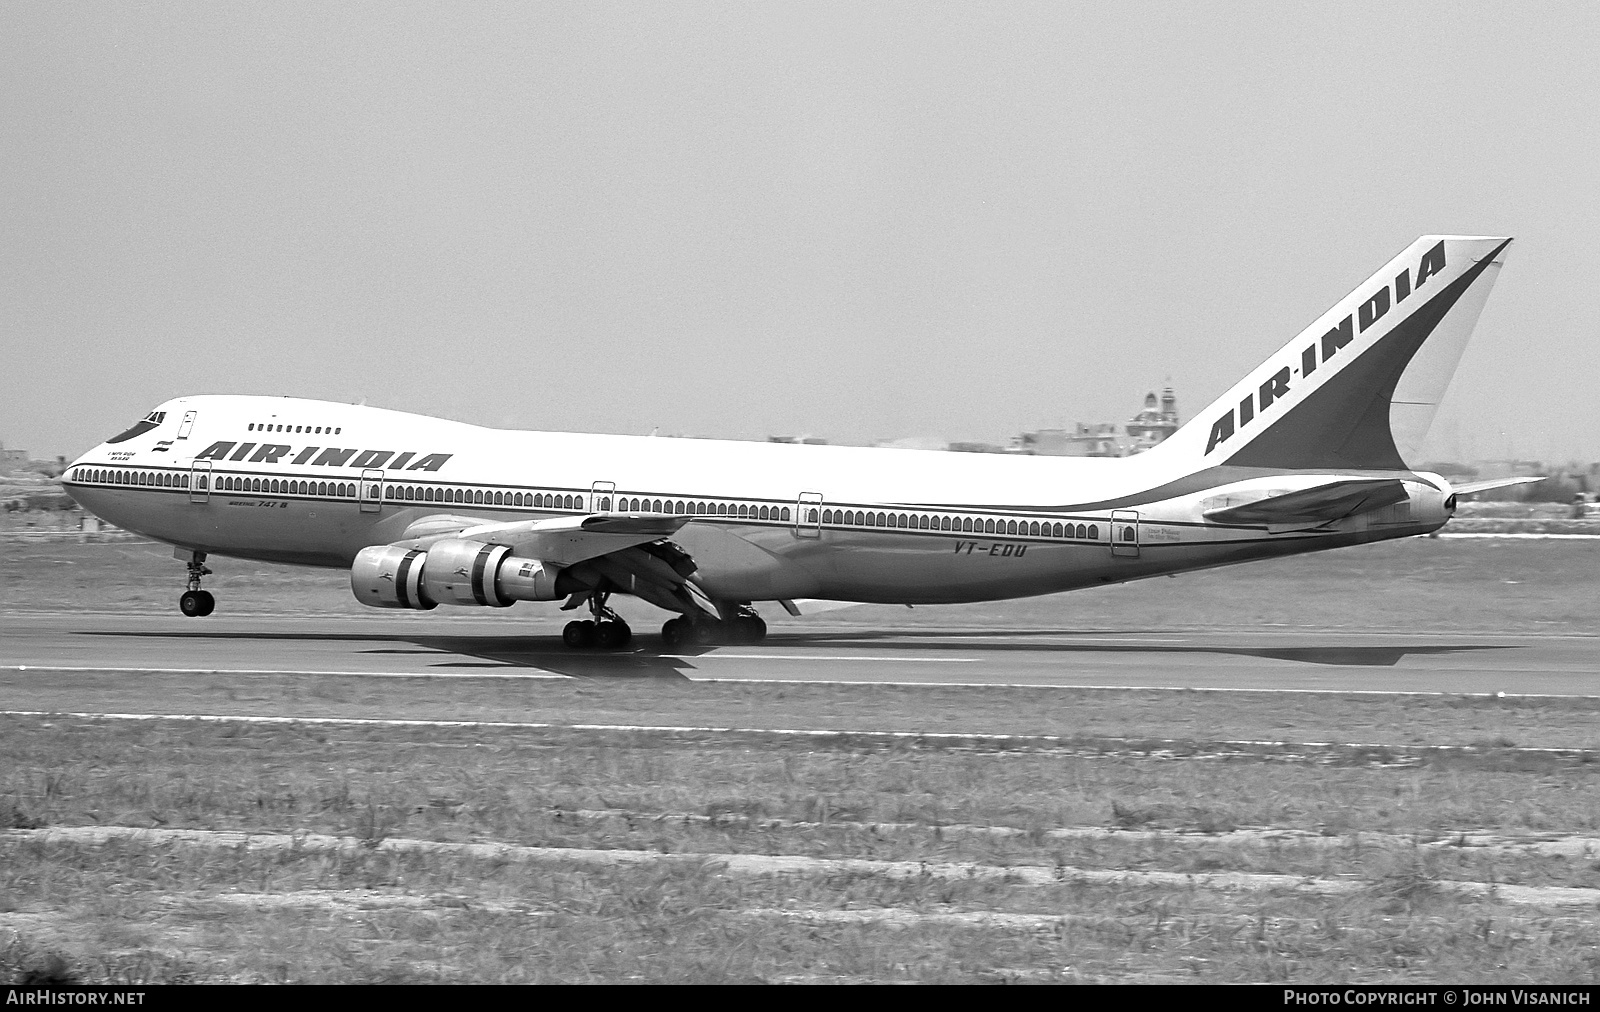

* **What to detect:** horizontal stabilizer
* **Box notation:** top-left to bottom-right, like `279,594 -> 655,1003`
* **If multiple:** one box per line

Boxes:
1451,475 -> 1545,496
1203,479 -> 1408,526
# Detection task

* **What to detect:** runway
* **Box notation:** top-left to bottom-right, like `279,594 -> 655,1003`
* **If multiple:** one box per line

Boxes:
3,611 -> 1597,695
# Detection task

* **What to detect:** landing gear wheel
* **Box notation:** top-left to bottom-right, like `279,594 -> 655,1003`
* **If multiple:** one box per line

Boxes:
596,621 -> 632,649
179,590 -> 214,618
178,552 -> 214,616
690,620 -> 724,646
732,615 -> 766,643
563,620 -> 597,649
661,617 -> 690,648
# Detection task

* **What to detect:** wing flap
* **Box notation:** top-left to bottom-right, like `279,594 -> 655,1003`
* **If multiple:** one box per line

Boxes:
1203,479 -> 1409,526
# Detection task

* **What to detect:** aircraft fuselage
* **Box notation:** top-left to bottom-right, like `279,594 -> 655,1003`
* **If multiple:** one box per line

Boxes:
65,394 -> 1448,608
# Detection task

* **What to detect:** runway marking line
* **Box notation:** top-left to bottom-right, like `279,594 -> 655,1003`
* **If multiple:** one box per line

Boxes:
7,825 -> 1599,908
3,709 -> 1596,760
4,665 -> 1597,698
693,679 -> 1600,699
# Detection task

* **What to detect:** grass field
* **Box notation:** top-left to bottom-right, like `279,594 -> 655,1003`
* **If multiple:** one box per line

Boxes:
2,537 -> 1599,983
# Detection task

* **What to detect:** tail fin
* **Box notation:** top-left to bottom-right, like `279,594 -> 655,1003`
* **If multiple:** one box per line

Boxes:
1148,235 -> 1512,472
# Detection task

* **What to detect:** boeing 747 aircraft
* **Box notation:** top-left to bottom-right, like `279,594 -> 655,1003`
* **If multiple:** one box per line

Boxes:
64,235 -> 1535,648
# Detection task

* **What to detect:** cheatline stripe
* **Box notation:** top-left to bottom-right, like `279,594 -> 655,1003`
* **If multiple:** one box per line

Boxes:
1,709 -> 1596,760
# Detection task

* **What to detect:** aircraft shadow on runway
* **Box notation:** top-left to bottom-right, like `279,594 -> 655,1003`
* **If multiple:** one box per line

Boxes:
80,628 -> 1513,674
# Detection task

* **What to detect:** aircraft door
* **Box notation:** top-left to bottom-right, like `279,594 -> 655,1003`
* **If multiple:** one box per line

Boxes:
188,460 -> 211,503
795,492 -> 823,538
177,411 -> 196,440
590,481 -> 616,513
360,469 -> 384,513
1110,510 -> 1139,557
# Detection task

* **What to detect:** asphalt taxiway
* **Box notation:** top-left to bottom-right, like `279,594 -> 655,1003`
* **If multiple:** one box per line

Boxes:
2,611 -> 1596,695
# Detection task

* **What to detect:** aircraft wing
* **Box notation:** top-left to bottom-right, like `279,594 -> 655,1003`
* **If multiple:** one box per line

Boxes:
395,513 -> 692,566
1202,479 -> 1409,526
1450,475 -> 1545,496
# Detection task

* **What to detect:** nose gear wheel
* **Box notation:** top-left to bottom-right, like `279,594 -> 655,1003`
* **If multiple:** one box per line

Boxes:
178,552 -> 215,617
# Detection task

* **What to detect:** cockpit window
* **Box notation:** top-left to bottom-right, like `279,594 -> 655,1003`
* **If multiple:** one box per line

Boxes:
106,410 -> 167,444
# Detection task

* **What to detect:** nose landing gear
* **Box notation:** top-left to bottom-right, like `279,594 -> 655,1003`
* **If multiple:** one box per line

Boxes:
177,550 -> 215,617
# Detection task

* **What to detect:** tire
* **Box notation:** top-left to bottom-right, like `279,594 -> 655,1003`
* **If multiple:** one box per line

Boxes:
195,590 -> 216,617
660,617 -> 688,648
563,620 -> 597,649
179,591 -> 206,617
690,620 -> 723,646
596,621 -> 632,649
739,615 -> 766,643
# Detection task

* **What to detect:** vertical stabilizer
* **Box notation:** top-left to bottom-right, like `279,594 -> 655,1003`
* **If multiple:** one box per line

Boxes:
1147,236 -> 1511,472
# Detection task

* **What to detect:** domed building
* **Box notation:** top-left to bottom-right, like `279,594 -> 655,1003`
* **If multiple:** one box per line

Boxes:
1125,385 -> 1180,454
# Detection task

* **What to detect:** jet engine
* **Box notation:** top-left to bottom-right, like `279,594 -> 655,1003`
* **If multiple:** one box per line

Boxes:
350,539 -> 568,610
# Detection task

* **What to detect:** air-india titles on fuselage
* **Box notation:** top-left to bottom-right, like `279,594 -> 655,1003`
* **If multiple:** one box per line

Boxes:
1203,240 -> 1449,455
192,442 -> 453,472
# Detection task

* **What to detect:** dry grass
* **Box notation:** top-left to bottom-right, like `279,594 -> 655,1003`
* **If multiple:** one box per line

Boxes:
6,671 -> 1600,754
4,835 -> 1599,984
6,718 -> 1600,849
4,718 -> 1600,983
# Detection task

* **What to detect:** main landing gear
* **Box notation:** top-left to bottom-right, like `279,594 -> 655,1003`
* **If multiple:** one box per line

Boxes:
562,592 -> 632,650
177,550 -> 215,617
660,609 -> 766,648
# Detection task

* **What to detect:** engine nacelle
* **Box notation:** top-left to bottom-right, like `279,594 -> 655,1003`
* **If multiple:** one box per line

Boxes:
351,540 -> 567,610
422,538 -> 516,607
351,545 -> 437,610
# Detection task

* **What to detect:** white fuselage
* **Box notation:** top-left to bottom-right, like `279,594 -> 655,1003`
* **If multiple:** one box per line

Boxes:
65,394 -> 1449,607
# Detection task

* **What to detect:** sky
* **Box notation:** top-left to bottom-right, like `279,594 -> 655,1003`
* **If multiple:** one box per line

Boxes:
3,2 -> 1597,464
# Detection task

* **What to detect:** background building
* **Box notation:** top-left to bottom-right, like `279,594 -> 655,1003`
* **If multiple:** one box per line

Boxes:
1011,386 -> 1180,457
